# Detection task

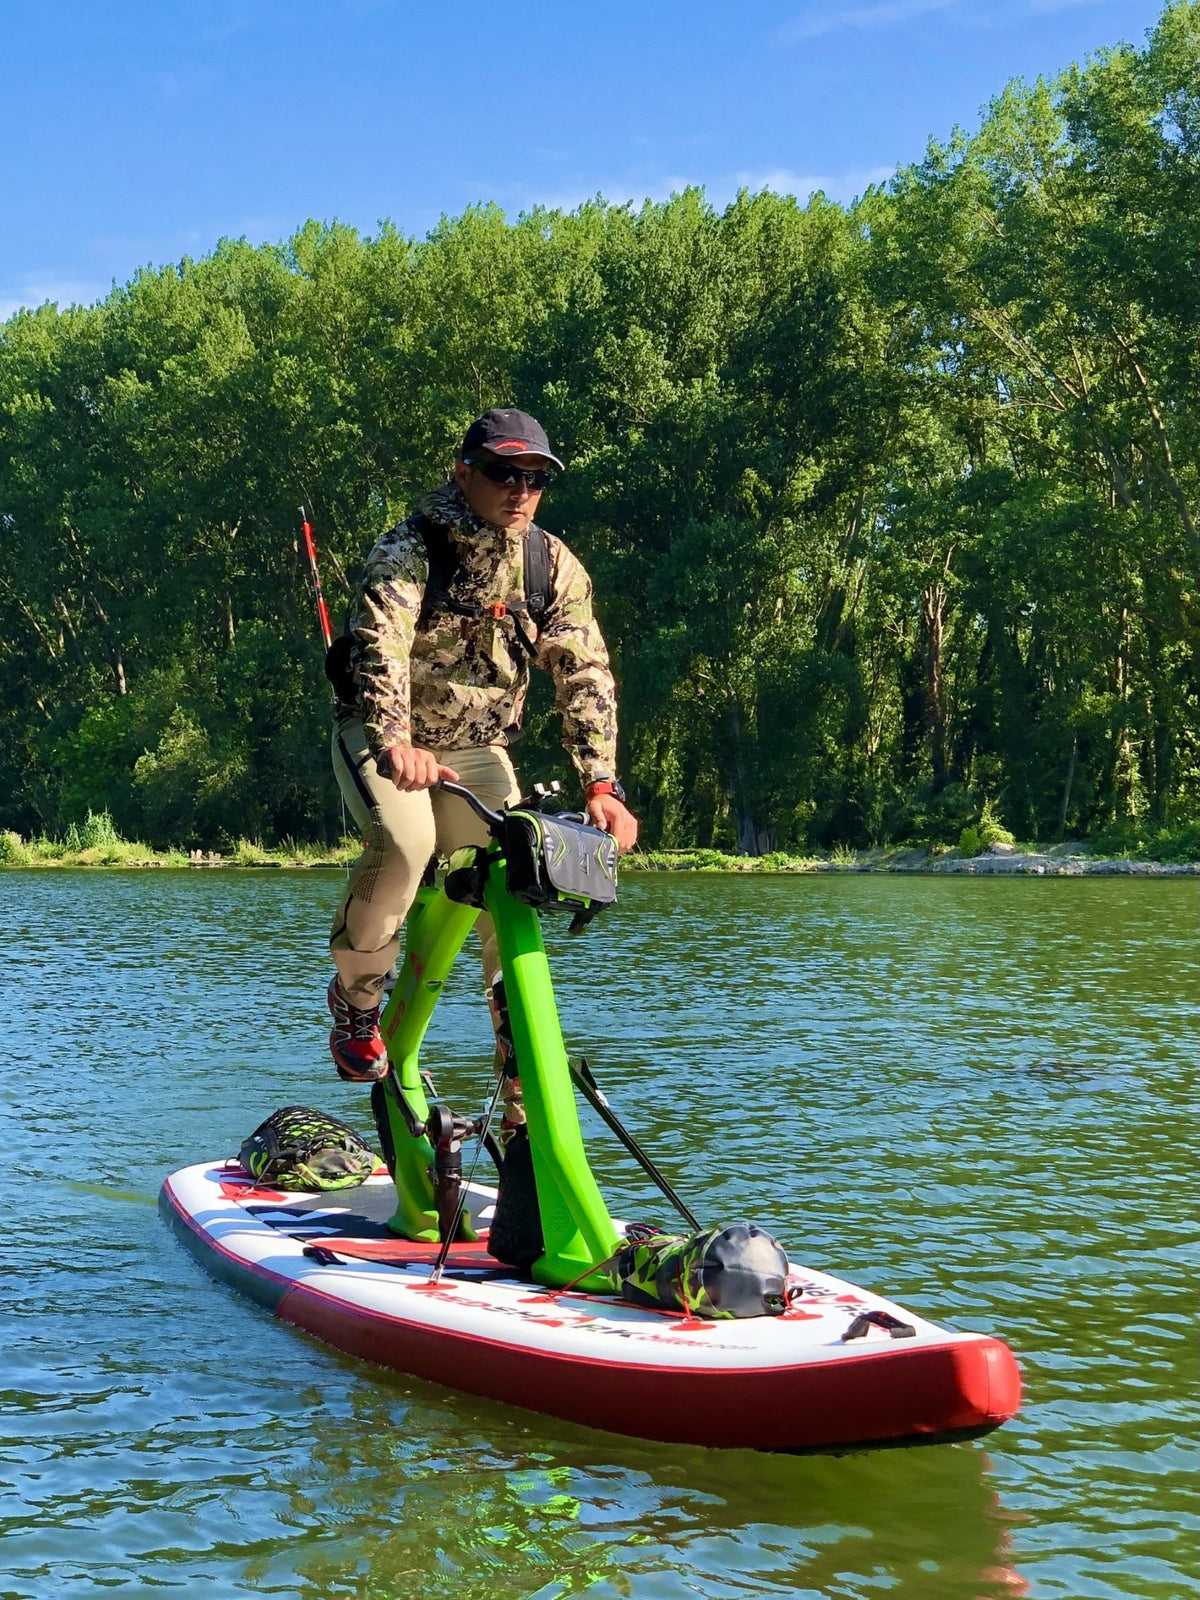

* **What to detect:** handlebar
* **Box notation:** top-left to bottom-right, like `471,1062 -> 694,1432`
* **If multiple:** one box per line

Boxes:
372,770 -> 584,839
435,778 -> 507,833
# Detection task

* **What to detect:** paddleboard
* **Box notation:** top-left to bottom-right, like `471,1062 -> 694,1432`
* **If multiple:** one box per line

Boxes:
160,1159 -> 1020,1452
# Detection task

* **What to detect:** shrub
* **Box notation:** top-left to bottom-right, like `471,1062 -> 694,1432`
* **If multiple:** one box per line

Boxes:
959,799 -> 1015,857
0,831 -> 29,865
1091,819 -> 1200,862
760,850 -> 810,870
133,707 -> 264,847
1151,823 -> 1200,862
64,810 -> 123,852
26,835 -> 65,860
913,780 -> 977,846
229,839 -> 267,865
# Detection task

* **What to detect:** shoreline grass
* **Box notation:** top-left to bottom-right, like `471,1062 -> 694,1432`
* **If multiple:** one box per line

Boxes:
3,829 -> 1195,874
3,805 -> 1196,873
0,825 -> 358,871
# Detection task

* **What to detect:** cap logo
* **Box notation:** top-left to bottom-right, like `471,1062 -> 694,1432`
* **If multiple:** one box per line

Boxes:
494,438 -> 533,450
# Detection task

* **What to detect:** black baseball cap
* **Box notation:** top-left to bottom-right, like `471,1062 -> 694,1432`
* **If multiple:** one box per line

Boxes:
460,407 -> 564,471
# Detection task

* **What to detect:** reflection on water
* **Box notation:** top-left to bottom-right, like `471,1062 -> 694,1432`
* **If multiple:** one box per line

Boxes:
2,871 -> 1195,1598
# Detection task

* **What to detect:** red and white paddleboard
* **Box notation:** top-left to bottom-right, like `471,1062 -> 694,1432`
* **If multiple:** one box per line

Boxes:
160,1161 -> 1020,1452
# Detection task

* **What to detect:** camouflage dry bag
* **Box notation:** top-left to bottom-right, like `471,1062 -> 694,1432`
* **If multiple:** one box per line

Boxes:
617,1222 -> 789,1319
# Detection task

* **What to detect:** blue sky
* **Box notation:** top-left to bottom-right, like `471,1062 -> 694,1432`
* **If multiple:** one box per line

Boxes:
2,0 -> 1165,320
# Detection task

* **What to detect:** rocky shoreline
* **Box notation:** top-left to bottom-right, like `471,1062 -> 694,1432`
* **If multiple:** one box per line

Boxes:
834,844 -> 1197,877
625,840 -> 1199,877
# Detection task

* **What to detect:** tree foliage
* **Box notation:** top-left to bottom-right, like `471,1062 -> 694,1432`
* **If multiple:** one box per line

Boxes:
1,6 -> 1195,851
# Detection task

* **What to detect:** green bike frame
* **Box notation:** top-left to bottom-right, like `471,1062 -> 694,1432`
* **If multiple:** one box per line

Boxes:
373,843 -> 620,1291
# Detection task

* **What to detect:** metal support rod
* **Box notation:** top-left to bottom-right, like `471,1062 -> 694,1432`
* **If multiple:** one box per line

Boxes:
570,1057 -> 701,1231
428,1072 -> 507,1286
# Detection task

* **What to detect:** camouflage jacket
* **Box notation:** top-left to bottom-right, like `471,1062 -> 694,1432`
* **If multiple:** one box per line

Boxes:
345,480 -> 619,787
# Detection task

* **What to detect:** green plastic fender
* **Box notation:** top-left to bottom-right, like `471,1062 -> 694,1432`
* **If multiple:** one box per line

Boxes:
483,857 -> 620,1290
375,852 -> 621,1290
376,884 -> 479,1240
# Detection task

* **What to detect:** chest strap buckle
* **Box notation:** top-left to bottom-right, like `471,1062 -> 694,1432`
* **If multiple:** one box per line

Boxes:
483,602 -> 509,619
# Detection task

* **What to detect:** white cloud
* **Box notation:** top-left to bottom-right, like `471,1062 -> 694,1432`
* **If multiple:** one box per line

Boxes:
779,0 -> 1109,38
494,163 -> 893,220
779,0 -> 956,41
0,277 -> 109,322
722,165 -> 895,204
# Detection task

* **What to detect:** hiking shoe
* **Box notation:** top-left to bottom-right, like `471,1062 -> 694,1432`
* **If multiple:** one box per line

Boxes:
327,977 -> 389,1082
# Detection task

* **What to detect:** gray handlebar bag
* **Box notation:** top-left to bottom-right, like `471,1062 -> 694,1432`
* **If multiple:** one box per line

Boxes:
502,810 -> 618,930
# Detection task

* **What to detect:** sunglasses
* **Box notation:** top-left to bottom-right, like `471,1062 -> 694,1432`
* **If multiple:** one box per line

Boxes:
467,458 -> 550,492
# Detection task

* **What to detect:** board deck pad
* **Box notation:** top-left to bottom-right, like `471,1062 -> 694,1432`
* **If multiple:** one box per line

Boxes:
298,1236 -> 501,1267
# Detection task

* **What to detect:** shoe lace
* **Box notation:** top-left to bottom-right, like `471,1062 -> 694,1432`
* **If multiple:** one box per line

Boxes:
335,987 -> 381,1042
348,1002 -> 380,1041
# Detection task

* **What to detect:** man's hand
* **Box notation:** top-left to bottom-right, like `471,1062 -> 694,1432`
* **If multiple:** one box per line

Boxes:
379,745 -> 460,792
586,794 -> 638,853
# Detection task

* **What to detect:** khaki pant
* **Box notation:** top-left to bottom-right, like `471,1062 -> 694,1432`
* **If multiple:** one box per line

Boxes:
329,718 -> 522,1009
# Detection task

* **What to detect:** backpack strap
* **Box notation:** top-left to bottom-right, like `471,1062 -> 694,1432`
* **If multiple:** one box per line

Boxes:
416,515 -> 553,654
522,524 -> 552,627
415,514 -> 464,631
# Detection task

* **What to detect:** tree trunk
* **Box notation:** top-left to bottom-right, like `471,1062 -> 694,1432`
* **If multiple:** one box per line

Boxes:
922,582 -> 948,788
1056,737 -> 1077,842
728,702 -> 754,853
1113,607 -> 1138,819
1151,688 -> 1173,827
727,701 -> 773,855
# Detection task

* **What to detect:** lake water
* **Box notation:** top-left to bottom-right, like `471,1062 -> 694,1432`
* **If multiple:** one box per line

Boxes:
2,870 -> 1196,1599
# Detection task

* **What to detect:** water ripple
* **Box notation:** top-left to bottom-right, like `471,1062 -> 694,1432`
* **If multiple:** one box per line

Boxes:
2,870 -> 1195,1598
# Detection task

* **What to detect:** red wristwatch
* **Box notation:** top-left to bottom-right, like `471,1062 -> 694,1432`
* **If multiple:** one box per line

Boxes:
586,779 -> 626,803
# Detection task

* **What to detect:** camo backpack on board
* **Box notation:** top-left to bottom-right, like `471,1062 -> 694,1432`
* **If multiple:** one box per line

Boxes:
616,1221 -> 789,1319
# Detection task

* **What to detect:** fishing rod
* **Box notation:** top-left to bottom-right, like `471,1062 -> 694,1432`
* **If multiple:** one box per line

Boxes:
298,502 -> 350,860
299,504 -> 334,651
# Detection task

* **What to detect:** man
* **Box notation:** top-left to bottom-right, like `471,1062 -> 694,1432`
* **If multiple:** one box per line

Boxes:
326,407 -> 638,1115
